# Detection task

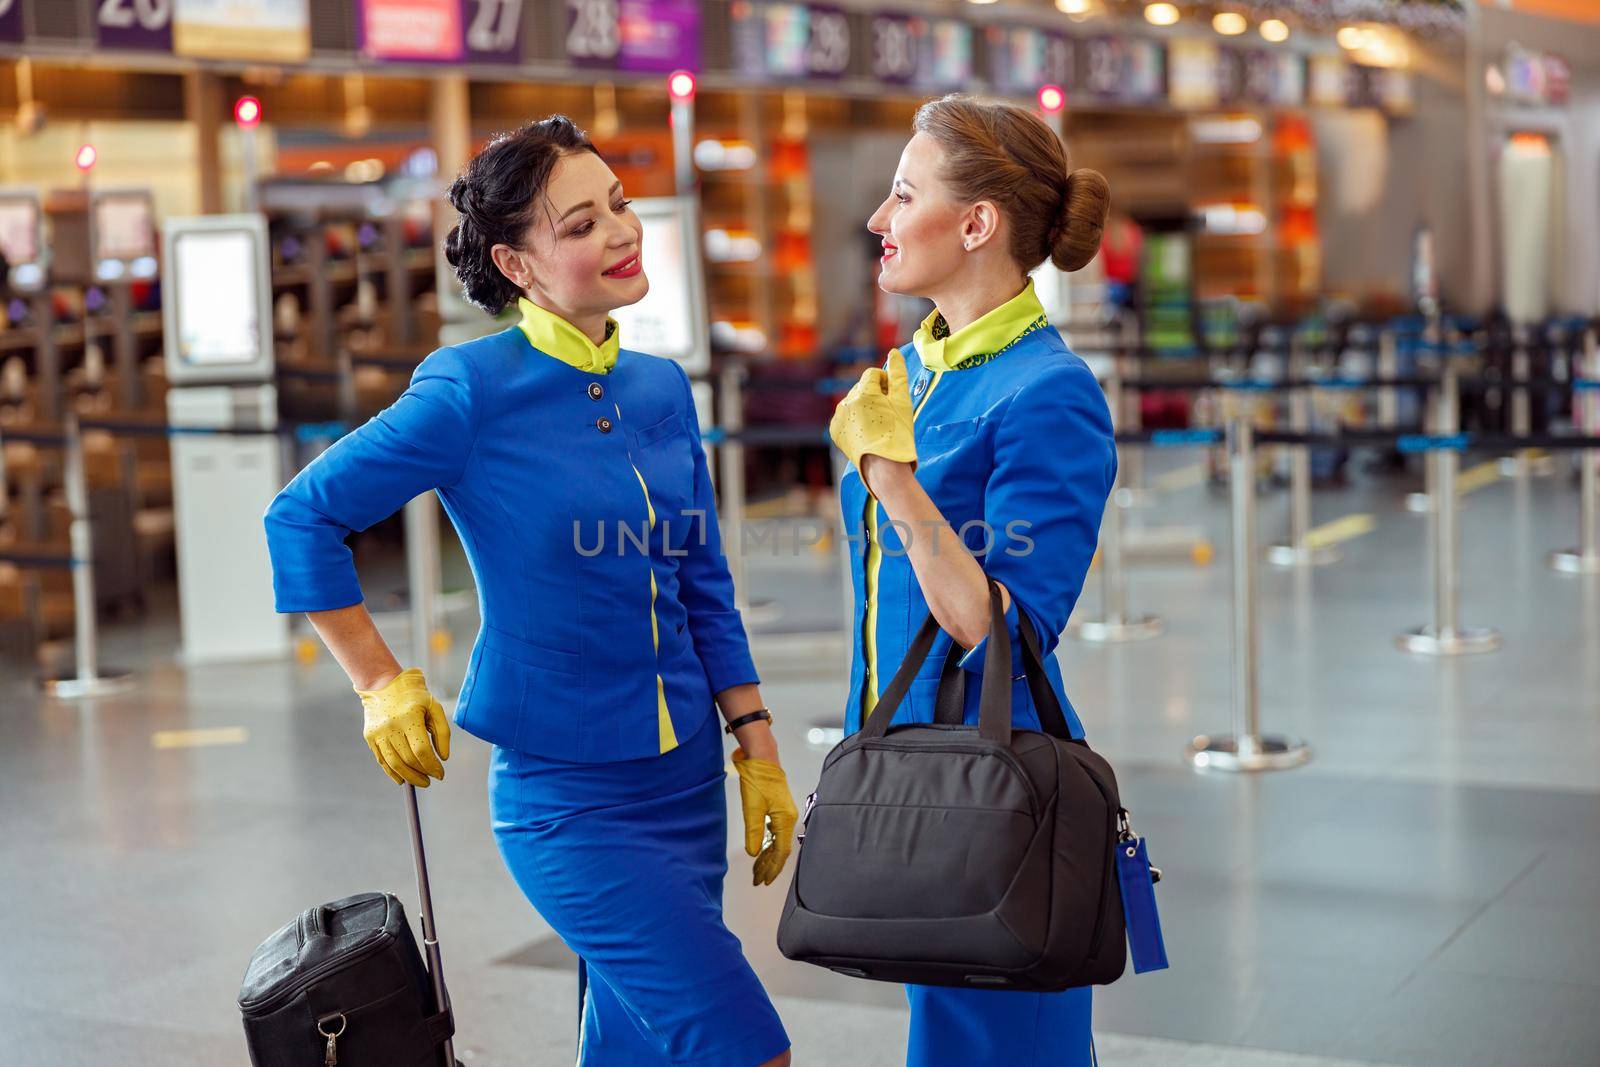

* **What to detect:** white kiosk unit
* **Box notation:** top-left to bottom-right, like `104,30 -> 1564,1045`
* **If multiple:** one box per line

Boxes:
161,213 -> 288,663
0,192 -> 60,419
0,191 -> 46,292
612,196 -> 714,431
92,190 -> 160,410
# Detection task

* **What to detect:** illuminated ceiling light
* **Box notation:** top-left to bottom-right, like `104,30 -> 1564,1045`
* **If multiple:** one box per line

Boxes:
667,69 -> 697,102
1341,23 -> 1411,69
1191,115 -> 1263,144
966,0 -> 999,5
75,144 -> 97,171
233,95 -> 263,129
1212,12 -> 1247,35
1055,0 -> 1091,12
1144,2 -> 1180,27
1259,18 -> 1289,42
1037,84 -> 1066,113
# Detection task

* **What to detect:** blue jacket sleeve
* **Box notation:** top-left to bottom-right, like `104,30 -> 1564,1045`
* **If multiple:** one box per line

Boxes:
670,361 -> 761,694
958,360 -> 1116,676
263,346 -> 481,614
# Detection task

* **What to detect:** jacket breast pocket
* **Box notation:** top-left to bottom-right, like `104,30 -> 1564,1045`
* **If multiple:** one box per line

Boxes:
918,416 -> 982,461
916,416 -> 987,523
629,413 -> 696,520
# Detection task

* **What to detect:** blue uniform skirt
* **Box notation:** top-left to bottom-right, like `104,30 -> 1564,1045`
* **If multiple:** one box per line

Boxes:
905,984 -> 1095,1066
488,712 -> 790,1066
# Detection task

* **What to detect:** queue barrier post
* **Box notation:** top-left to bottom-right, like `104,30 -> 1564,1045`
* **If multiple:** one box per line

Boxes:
404,492 -> 447,690
1396,356 -> 1502,656
1267,339 -> 1340,569
41,414 -> 134,698
1114,309 -> 1155,509
1507,326 -> 1533,476
1186,416 -> 1310,772
1404,324 -> 1445,515
717,362 -> 752,618
1377,327 -> 1399,432
1067,374 -> 1161,644
1548,327 -> 1600,575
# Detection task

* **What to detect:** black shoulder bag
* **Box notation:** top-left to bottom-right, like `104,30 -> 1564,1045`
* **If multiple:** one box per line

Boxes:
777,579 -> 1147,991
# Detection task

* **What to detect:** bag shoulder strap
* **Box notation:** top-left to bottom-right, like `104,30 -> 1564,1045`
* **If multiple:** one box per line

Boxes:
863,579 -> 1012,743
932,600 -> 1074,741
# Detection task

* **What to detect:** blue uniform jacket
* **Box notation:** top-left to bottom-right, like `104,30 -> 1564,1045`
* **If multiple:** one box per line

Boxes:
839,310 -> 1116,739
263,325 -> 757,763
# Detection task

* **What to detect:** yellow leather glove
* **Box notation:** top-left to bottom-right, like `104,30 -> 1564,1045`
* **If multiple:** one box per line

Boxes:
730,749 -> 799,886
828,348 -> 917,480
355,667 -> 451,788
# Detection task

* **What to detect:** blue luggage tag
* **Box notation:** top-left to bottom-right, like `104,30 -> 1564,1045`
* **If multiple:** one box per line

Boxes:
1114,810 -> 1168,974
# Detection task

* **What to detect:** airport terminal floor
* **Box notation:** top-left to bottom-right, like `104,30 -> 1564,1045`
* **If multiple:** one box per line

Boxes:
7,452 -> 1600,1067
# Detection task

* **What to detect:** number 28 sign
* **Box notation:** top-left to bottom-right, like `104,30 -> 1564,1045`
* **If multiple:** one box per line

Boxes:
96,0 -> 174,51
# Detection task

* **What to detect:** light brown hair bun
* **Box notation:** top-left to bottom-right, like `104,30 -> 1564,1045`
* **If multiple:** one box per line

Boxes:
912,93 -> 1111,274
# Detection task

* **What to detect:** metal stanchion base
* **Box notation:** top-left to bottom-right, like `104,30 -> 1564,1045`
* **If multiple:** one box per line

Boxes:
1264,542 -> 1342,568
806,721 -> 846,748
42,669 -> 135,698
742,598 -> 783,626
1186,733 -> 1311,773
1125,525 -> 1213,565
1547,549 -> 1600,575
1116,487 -> 1158,510
1066,615 -> 1164,643
1394,625 -> 1502,656
1497,452 -> 1556,478
1407,493 -> 1474,515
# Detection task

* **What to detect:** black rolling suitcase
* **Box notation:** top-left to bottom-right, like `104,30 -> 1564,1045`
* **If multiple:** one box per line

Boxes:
238,786 -> 460,1066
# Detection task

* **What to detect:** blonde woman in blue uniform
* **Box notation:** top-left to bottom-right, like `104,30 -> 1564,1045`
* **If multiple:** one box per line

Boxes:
827,96 -> 1116,1067
263,117 -> 795,1067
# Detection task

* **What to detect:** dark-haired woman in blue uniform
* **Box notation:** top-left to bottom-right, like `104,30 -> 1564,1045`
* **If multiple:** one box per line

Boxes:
264,116 -> 795,1067
827,96 -> 1117,1066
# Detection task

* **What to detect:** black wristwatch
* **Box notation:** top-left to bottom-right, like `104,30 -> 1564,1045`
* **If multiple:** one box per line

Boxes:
724,708 -> 773,735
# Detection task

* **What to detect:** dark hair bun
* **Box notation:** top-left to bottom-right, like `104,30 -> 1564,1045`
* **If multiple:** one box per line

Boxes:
1051,168 -> 1110,273
442,115 -> 599,315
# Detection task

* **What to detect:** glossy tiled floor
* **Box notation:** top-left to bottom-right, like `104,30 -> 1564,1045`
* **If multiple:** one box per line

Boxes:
3,454 -> 1597,1066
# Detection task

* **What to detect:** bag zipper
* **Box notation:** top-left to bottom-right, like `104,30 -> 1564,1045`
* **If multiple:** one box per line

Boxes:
857,736 -> 1040,820
796,790 -> 818,845
1073,759 -> 1121,965
239,929 -> 394,1013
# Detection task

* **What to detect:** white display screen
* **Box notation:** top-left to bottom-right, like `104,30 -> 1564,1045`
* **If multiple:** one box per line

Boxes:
613,206 -> 695,362
94,193 -> 156,263
172,229 -> 262,366
0,198 -> 40,266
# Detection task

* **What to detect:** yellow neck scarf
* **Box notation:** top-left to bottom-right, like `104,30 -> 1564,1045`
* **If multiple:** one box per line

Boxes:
516,296 -> 621,375
913,279 -> 1051,373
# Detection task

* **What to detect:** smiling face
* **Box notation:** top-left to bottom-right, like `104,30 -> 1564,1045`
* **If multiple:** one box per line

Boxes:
492,149 -> 647,330
866,132 -> 972,298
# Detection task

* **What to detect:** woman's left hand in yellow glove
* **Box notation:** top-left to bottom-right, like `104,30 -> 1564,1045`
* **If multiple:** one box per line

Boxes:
829,348 -> 917,489
730,749 -> 799,886
355,667 -> 451,788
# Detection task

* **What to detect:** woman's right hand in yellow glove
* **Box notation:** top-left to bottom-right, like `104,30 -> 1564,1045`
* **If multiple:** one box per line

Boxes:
354,667 -> 451,787
828,348 -> 918,481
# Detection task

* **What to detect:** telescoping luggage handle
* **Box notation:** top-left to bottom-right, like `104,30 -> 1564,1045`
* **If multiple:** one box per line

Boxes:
861,578 -> 1066,743
404,783 -> 458,1067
